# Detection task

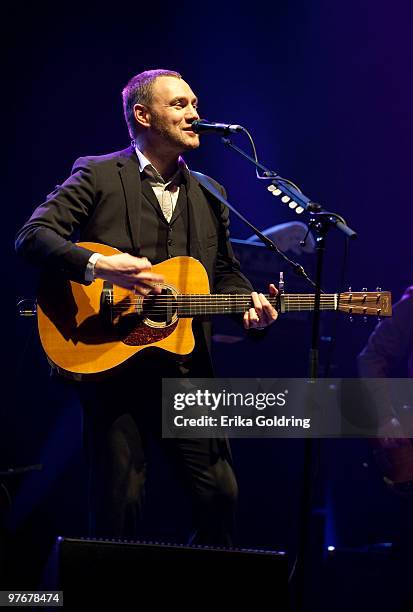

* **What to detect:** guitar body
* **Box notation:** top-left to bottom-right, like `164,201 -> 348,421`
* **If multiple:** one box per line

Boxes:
36,241 -> 392,379
37,243 -> 209,379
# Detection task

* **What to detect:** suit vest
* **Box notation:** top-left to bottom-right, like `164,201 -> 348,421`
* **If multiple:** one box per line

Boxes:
138,175 -> 190,263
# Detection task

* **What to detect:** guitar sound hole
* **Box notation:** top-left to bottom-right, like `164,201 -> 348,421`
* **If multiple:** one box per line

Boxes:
142,288 -> 177,325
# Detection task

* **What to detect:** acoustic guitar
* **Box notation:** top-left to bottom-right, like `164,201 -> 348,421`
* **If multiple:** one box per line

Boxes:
36,242 -> 392,378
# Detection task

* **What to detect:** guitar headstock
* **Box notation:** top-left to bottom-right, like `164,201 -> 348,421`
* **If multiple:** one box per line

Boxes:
338,289 -> 392,317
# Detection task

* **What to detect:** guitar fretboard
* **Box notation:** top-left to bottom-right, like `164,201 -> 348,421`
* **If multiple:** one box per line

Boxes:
174,294 -> 337,315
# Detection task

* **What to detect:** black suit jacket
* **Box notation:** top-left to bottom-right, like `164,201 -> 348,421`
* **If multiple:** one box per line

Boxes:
16,146 -> 254,357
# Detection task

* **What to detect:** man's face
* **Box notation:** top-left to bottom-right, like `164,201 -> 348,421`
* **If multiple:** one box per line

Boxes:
141,76 -> 201,153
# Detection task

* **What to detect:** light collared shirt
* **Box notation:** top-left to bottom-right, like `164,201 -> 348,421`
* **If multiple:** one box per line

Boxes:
85,147 -> 187,281
135,146 -> 187,223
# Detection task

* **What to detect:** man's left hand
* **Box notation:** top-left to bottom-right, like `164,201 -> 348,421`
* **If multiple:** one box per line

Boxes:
243,284 -> 278,330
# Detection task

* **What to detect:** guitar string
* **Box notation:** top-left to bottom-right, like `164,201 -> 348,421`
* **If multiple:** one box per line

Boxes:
109,307 -> 381,315
102,294 -> 382,300
107,298 -> 375,304
106,298 -> 377,306
109,303 -> 379,314
105,297 -> 379,304
104,294 -> 383,314
109,298 -> 337,301
102,293 -> 381,298
108,298 -> 339,307
105,298 -> 377,302
109,310 -> 381,316
107,299 -> 377,308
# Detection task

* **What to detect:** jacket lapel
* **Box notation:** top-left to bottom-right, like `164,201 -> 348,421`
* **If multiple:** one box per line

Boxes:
117,147 -> 142,255
186,173 -> 206,261
141,179 -> 165,220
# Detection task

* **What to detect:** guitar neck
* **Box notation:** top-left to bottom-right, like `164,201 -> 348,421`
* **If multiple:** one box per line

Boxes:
175,293 -> 338,316
110,290 -> 390,318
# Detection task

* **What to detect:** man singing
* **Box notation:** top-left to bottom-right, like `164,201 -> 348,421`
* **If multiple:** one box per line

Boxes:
16,69 -> 278,545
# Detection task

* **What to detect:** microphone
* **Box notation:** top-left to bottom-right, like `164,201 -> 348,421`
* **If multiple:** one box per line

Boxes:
191,119 -> 244,135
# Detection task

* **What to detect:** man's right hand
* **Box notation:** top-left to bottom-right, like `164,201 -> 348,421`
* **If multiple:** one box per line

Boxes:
94,253 -> 164,294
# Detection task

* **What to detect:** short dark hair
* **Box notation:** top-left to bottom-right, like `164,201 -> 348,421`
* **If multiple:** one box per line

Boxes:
122,69 -> 182,138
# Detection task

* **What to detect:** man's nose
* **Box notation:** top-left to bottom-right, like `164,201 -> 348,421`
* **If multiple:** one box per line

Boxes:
186,105 -> 199,121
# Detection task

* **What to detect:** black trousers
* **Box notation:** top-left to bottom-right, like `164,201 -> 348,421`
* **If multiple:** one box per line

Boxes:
76,347 -> 238,546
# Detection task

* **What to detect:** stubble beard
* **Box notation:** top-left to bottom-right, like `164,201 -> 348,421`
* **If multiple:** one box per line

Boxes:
150,111 -> 200,153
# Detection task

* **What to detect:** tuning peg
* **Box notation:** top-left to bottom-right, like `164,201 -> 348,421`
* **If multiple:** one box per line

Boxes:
281,196 -> 290,203
376,286 -> 382,292
363,316 -> 368,323
362,287 -> 367,292
349,315 -> 354,323
348,286 -> 352,293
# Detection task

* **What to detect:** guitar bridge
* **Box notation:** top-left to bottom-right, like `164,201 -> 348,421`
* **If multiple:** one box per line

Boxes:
101,282 -> 114,324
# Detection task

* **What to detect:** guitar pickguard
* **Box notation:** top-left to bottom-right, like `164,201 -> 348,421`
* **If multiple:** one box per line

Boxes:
123,319 -> 178,346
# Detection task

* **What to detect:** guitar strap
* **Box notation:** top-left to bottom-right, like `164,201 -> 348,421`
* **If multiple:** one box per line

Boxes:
190,170 -> 268,242
190,171 -> 309,284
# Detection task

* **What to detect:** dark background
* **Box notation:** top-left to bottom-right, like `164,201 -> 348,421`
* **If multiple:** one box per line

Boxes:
6,1 -> 413,609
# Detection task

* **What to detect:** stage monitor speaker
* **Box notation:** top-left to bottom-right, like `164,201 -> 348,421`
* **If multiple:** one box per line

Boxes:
52,537 -> 289,609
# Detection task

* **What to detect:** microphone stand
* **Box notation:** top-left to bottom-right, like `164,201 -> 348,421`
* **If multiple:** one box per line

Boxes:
220,136 -> 357,612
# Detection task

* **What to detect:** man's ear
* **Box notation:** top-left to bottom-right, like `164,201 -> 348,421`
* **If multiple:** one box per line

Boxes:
133,103 -> 151,129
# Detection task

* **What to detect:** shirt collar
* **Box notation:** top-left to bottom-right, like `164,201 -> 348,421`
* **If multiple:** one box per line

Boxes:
134,145 -> 188,185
